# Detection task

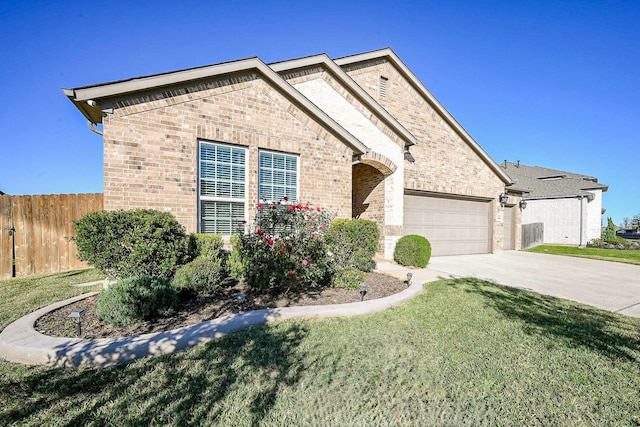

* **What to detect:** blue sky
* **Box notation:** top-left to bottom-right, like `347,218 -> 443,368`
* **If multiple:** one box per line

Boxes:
0,0 -> 638,225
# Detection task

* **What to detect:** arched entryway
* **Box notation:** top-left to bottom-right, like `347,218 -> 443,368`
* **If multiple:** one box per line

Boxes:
352,152 -> 399,256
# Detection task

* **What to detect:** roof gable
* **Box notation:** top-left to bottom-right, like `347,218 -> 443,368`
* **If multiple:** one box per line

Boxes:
63,57 -> 368,155
335,48 -> 512,185
270,54 -> 417,148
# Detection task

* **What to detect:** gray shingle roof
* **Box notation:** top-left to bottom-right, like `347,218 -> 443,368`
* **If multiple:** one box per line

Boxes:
502,162 -> 608,199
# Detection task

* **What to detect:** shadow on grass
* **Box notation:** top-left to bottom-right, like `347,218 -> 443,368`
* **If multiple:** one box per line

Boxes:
452,278 -> 640,363
1,322 -> 309,426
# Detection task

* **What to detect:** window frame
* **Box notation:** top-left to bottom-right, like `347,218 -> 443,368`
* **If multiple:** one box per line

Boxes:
197,140 -> 248,235
258,149 -> 300,203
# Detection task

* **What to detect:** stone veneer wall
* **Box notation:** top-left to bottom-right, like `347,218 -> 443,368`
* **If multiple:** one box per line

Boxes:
101,71 -> 354,232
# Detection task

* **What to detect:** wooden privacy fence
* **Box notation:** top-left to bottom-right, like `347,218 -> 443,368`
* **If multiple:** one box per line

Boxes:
522,222 -> 544,249
0,193 -> 103,279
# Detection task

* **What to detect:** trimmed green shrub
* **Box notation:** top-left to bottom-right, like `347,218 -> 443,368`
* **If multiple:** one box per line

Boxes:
73,209 -> 190,280
228,235 -> 245,279
172,257 -> 227,295
326,219 -> 380,272
331,267 -> 365,289
97,276 -> 178,326
190,233 -> 225,260
394,235 -> 431,268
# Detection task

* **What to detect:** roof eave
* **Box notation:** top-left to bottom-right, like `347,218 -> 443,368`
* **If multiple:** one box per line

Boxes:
336,48 -> 513,185
62,58 -> 368,155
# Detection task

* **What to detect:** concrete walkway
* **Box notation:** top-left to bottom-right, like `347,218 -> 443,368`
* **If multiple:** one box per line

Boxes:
0,266 -> 426,368
428,251 -> 640,318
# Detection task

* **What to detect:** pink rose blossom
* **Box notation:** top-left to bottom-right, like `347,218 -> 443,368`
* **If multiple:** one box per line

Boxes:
302,259 -> 309,266
283,196 -> 289,201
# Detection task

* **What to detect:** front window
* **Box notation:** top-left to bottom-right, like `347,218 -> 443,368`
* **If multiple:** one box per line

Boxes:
198,141 -> 246,234
258,151 -> 298,201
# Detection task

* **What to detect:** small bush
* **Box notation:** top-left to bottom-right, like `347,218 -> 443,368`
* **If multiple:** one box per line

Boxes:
394,235 -> 431,268
97,276 -> 178,326
228,235 -> 245,278
331,267 -> 365,289
604,217 -> 617,243
326,219 -> 380,272
74,209 -> 190,280
172,257 -> 227,295
190,233 -> 225,260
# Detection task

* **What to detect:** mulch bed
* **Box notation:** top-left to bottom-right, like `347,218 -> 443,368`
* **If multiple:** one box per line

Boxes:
35,272 -> 408,339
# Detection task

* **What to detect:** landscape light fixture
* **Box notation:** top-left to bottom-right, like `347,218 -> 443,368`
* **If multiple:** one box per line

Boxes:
359,282 -> 368,301
499,192 -> 509,206
406,272 -> 413,286
519,200 -> 527,209
69,309 -> 85,337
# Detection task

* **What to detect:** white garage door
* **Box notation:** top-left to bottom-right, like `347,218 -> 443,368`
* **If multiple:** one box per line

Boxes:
404,194 -> 492,256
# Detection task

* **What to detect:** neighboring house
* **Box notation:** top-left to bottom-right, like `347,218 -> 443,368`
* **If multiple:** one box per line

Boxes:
63,48 -> 522,258
502,161 -> 608,246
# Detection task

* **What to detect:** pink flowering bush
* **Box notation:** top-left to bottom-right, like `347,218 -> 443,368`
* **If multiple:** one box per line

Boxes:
237,198 -> 334,292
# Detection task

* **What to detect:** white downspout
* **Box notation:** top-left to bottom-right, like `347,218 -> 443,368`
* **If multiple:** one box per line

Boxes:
579,196 -> 585,247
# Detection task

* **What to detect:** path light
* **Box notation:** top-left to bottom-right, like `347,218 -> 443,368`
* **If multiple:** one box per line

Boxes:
234,292 -> 246,302
69,310 -> 85,337
359,282 -> 368,301
406,272 -> 413,286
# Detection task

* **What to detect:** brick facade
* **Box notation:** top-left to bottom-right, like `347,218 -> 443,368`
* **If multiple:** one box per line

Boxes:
102,72 -> 353,232
67,49 -> 522,256
342,58 -> 515,251
352,163 -> 385,250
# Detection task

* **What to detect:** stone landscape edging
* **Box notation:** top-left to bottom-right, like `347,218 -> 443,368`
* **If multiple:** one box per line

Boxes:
0,282 -> 424,368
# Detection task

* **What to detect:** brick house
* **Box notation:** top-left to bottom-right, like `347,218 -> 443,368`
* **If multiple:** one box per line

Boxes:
64,48 -> 522,258
502,161 -> 608,246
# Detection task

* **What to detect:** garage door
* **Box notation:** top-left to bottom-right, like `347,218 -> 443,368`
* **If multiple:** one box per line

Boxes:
404,194 -> 492,256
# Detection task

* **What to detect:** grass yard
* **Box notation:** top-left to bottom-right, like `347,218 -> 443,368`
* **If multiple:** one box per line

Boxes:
527,245 -> 640,265
1,271 -> 639,426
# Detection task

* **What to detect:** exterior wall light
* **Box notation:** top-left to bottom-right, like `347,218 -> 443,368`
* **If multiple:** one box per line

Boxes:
404,146 -> 415,163
69,309 -> 85,337
359,282 -> 368,301
499,193 -> 509,206
519,200 -> 527,209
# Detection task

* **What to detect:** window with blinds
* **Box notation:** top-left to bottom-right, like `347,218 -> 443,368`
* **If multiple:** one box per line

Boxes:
258,151 -> 298,201
199,141 -> 246,234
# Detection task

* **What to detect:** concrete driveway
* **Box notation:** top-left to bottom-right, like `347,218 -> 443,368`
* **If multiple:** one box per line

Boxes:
427,251 -> 640,318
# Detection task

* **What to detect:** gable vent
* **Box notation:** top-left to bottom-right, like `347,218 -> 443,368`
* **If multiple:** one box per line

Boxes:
379,76 -> 388,98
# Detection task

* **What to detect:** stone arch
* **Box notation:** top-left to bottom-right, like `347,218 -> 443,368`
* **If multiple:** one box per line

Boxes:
357,151 -> 397,176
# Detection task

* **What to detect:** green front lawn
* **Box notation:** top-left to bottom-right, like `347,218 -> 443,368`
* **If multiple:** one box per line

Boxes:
527,245 -> 640,265
1,271 -> 639,425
